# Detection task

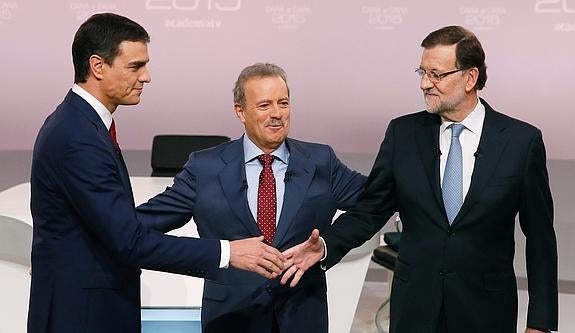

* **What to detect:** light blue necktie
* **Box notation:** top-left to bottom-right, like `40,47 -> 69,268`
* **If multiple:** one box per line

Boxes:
442,123 -> 465,224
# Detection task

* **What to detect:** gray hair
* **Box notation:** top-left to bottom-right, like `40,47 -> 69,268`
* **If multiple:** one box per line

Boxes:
233,63 -> 289,108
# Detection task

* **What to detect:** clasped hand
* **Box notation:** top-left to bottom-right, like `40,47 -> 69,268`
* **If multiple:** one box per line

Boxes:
229,229 -> 324,285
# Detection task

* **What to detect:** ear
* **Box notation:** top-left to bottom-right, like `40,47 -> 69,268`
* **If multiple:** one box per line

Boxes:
88,55 -> 105,80
234,103 -> 246,123
465,67 -> 479,92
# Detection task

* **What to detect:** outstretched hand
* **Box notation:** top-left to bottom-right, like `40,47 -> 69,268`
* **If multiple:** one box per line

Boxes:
280,229 -> 324,287
229,236 -> 285,279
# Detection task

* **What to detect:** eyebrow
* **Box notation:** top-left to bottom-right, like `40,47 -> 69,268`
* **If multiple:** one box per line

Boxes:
128,60 -> 148,67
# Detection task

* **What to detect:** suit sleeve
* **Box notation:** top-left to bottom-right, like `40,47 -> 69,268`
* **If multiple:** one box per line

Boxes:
57,138 -> 220,277
327,146 -> 367,209
137,153 -> 200,233
323,121 -> 399,269
518,130 -> 558,331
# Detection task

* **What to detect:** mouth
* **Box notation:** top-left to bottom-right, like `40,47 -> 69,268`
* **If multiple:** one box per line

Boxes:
266,121 -> 284,129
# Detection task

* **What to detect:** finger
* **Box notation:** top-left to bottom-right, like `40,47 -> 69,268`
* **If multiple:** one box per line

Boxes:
260,252 -> 284,272
280,264 -> 299,285
289,268 -> 305,287
254,264 -> 273,279
262,243 -> 286,262
310,228 -> 320,241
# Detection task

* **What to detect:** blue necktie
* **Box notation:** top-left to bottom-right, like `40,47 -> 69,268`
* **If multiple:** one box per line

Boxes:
442,124 -> 465,224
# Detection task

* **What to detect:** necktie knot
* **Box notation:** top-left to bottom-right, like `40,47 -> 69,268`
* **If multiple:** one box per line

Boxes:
450,123 -> 465,138
258,154 -> 274,168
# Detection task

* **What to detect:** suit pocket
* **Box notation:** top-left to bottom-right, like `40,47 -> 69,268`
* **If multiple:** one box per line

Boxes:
203,280 -> 228,301
483,271 -> 516,291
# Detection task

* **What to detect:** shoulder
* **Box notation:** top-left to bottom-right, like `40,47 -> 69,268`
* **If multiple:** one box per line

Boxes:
286,138 -> 335,157
482,99 -> 542,137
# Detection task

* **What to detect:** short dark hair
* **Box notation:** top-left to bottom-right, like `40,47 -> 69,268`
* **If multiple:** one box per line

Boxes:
421,25 -> 487,90
233,63 -> 290,108
72,13 -> 150,83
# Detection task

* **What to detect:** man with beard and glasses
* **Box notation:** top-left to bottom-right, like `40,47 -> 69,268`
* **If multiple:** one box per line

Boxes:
282,26 -> 558,333
136,62 -> 366,333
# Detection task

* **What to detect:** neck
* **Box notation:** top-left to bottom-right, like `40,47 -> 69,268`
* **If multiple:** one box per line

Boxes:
440,94 -> 478,123
77,81 -> 117,114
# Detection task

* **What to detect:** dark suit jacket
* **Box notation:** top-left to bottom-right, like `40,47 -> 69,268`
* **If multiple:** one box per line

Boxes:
28,90 -> 221,333
136,137 -> 366,333
323,99 -> 558,333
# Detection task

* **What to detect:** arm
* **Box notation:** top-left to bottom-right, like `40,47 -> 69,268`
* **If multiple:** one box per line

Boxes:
518,130 -> 558,331
59,139 -> 284,278
136,153 -> 201,233
327,146 -> 367,209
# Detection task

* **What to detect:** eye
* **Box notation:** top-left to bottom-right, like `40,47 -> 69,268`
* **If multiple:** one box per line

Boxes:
279,100 -> 290,108
257,103 -> 270,111
429,71 -> 440,81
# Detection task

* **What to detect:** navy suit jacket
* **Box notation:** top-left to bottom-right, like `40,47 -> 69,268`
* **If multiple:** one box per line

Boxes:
28,90 -> 221,333
323,99 -> 558,333
137,137 -> 366,333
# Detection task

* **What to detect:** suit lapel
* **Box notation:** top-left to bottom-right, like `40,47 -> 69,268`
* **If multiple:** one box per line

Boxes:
453,101 -> 509,226
273,139 -> 315,247
65,91 -> 135,203
219,140 -> 261,237
415,113 -> 445,219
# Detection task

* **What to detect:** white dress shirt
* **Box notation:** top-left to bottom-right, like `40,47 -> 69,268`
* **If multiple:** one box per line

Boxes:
439,98 -> 486,201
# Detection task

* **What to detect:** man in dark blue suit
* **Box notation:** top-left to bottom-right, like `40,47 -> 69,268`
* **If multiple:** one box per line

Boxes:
283,26 -> 558,333
136,63 -> 367,333
28,14 -> 284,333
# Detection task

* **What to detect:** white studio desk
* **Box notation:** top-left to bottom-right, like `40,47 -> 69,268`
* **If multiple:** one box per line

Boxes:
0,177 -> 379,333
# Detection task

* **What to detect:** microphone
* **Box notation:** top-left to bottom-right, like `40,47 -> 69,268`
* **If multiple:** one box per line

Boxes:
284,172 -> 292,183
241,179 -> 248,190
433,147 -> 442,157
474,149 -> 482,158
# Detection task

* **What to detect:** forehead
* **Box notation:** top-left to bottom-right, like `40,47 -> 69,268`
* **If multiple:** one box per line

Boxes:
244,76 -> 288,100
114,41 -> 149,63
420,44 -> 457,70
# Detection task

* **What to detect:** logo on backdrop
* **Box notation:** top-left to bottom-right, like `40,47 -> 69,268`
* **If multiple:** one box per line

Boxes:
361,6 -> 408,31
459,6 -> 506,31
534,0 -> 575,32
145,0 -> 242,29
70,3 -> 118,21
265,5 -> 312,30
0,2 -> 17,25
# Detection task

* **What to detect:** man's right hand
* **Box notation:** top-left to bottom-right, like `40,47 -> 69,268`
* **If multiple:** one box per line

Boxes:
229,236 -> 285,279
280,229 -> 325,287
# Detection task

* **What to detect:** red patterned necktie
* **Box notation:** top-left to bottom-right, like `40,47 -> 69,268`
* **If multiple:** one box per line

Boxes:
109,119 -> 120,150
257,154 -> 276,245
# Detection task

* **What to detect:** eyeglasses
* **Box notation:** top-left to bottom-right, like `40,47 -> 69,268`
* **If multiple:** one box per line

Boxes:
415,67 -> 466,83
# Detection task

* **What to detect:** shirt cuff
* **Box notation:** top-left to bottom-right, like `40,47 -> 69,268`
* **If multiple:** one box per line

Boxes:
319,236 -> 327,261
219,240 -> 230,268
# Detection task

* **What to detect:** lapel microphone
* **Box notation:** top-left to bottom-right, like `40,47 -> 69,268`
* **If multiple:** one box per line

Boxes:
241,179 -> 248,190
474,149 -> 482,158
284,172 -> 292,183
433,147 -> 442,157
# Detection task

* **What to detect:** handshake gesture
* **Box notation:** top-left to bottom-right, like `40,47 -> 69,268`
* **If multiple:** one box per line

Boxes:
232,229 -> 324,285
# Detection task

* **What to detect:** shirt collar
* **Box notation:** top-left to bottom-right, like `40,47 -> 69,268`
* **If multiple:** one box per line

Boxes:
72,84 -> 114,130
243,134 -> 289,165
440,97 -> 485,136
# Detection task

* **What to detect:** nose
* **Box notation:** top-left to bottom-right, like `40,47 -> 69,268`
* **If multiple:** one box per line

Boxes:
420,73 -> 433,90
140,66 -> 151,83
269,103 -> 281,118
